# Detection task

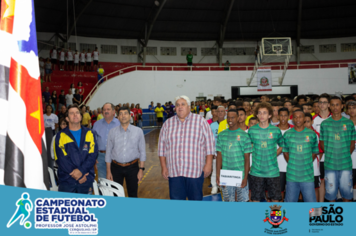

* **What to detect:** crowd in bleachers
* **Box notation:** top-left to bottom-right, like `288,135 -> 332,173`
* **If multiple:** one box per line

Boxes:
39,46 -> 104,83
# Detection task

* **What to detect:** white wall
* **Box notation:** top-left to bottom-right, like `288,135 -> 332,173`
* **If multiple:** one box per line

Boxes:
87,67 -> 350,109
37,32 -> 356,63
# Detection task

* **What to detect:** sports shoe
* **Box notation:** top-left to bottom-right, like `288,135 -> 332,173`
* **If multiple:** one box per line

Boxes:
211,187 -> 218,194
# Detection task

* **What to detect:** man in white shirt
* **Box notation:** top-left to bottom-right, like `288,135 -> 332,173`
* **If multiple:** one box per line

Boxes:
66,47 -> 74,71
206,97 -> 222,120
86,48 -> 92,71
65,89 -> 74,107
80,49 -> 86,72
74,50 -> 80,71
50,46 -> 57,70
92,47 -> 99,71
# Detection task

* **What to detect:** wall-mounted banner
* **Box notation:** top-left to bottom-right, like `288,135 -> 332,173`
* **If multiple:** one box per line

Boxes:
257,67 -> 272,91
348,63 -> 356,84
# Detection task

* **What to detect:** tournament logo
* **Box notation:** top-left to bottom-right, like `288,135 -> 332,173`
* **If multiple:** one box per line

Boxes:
269,132 -> 273,139
7,192 -> 33,229
343,124 -> 347,131
260,77 -> 270,87
237,135 -> 241,141
306,136 -> 310,142
83,144 -> 88,151
264,205 -> 288,234
7,192 -> 106,235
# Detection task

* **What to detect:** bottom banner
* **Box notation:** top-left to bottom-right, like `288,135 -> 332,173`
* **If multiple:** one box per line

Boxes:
0,185 -> 353,236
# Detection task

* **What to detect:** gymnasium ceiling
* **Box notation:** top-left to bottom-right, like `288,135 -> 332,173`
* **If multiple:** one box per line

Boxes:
34,0 -> 356,42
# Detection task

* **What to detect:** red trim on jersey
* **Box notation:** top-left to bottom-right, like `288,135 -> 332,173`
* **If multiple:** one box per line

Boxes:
313,112 -> 332,120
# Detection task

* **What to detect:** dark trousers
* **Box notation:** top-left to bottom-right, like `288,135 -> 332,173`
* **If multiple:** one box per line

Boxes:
58,181 -> 93,194
111,161 -> 139,197
168,172 -> 204,200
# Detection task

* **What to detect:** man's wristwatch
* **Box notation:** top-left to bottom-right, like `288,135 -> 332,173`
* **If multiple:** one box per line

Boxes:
139,167 -> 145,171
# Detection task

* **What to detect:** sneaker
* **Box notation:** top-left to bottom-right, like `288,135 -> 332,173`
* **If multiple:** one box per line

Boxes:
211,187 -> 218,194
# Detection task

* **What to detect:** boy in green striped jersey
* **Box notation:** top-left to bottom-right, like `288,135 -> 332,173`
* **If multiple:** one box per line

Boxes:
283,110 -> 319,202
248,102 -> 283,202
320,96 -> 356,202
216,110 -> 252,202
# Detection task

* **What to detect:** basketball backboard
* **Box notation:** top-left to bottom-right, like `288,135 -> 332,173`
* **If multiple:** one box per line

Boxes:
262,38 -> 292,56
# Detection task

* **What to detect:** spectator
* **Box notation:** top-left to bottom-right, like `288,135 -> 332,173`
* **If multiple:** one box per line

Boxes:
78,82 -> 84,102
91,110 -> 98,127
87,106 -> 92,116
130,103 -> 137,126
74,50 -> 79,71
80,49 -> 86,72
42,95 -> 46,108
106,107 -> 146,197
73,89 -> 82,105
97,108 -> 103,121
43,104 -> 58,135
54,104 -> 98,193
58,104 -> 67,121
58,90 -> 66,111
66,47 -> 74,71
51,90 -> 57,112
39,57 -> 44,82
186,50 -> 193,66
167,101 -> 175,118
97,64 -> 104,84
49,46 -> 57,70
136,104 -> 143,128
65,88 -> 73,107
42,87 -> 51,103
86,48 -> 92,71
50,118 -> 68,163
59,48 -> 65,71
92,47 -> 99,71
155,103 -> 164,127
45,58 -> 52,82
48,99 -> 55,113
81,105 -> 91,128
92,103 -> 120,179
158,95 -> 215,200
148,101 -> 155,111
70,83 -> 76,95
224,60 -> 230,71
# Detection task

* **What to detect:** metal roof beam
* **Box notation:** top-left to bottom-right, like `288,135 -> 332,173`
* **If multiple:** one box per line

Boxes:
144,0 -> 167,46
67,0 -> 94,41
218,0 -> 235,48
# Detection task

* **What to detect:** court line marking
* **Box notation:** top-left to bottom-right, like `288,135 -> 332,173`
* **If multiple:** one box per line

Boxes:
138,165 -> 159,186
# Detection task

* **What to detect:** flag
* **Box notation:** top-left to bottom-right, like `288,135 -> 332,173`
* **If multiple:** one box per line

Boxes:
0,0 -> 49,189
257,67 -> 272,92
309,207 -> 323,218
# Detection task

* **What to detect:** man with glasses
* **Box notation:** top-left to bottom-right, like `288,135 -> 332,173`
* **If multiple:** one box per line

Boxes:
312,95 -> 332,202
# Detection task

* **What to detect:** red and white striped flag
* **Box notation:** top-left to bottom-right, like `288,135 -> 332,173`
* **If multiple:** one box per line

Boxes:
0,0 -> 49,189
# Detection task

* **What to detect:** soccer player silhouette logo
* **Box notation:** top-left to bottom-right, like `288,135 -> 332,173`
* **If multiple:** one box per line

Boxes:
7,193 -> 33,229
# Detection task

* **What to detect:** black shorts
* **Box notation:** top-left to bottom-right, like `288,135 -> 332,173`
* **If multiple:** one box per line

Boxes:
249,175 -> 282,201
60,60 -> 64,65
320,162 -> 325,180
279,172 -> 286,192
93,60 -> 98,65
314,176 -> 320,189
187,62 -> 192,66
353,169 -> 356,186
80,62 -> 85,66
157,117 -> 163,122
86,62 -> 91,66
51,58 -> 57,64
67,61 -> 73,65
74,62 -> 79,66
